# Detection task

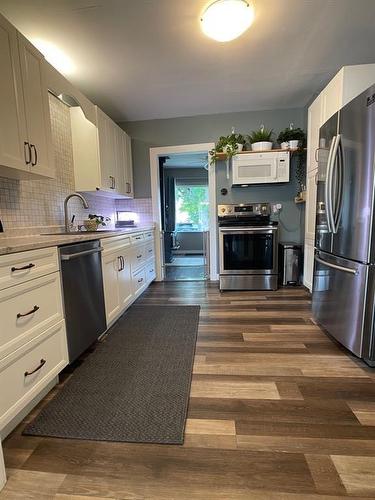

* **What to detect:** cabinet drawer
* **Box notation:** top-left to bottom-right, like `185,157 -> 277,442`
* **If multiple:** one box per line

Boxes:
145,262 -> 156,283
101,235 -> 131,255
0,247 -> 59,291
0,272 -> 63,360
131,233 -> 144,245
0,320 -> 68,430
144,241 -> 154,261
130,245 -> 145,271
132,268 -> 146,295
143,230 -> 154,241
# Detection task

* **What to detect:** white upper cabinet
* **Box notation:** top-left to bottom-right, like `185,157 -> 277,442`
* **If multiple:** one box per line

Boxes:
306,95 -> 323,173
0,13 -> 54,180
320,64 -> 375,124
124,132 -> 133,197
0,15 -> 28,175
71,105 -> 133,198
18,33 -> 54,178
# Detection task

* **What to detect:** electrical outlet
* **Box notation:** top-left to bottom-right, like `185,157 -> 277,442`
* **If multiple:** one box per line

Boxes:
272,203 -> 283,214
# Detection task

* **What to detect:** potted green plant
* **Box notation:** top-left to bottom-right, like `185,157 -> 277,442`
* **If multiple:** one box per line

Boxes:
83,214 -> 111,231
277,125 -> 306,150
209,132 -> 245,163
248,125 -> 273,151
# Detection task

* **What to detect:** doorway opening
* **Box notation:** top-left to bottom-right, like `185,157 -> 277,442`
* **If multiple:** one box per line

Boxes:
160,153 -> 209,281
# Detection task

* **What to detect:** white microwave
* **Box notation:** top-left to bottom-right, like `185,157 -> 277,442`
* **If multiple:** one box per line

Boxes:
232,151 -> 290,185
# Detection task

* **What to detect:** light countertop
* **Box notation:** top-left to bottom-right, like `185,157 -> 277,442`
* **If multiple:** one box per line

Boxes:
0,225 -> 155,256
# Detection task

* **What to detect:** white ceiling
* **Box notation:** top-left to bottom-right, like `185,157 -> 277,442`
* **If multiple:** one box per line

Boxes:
1,0 -> 375,122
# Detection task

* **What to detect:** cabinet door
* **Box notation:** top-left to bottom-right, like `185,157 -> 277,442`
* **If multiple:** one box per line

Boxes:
303,241 -> 314,292
97,108 -> 117,193
101,251 -> 121,325
0,15 -> 27,172
307,96 -> 323,173
118,250 -> 132,309
114,126 -> 126,196
18,34 -> 54,178
124,132 -> 134,197
321,69 -> 343,124
305,168 -> 318,241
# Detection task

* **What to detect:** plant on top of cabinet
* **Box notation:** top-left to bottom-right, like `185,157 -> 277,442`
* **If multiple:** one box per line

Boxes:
209,131 -> 245,164
248,125 -> 273,151
277,124 -> 306,150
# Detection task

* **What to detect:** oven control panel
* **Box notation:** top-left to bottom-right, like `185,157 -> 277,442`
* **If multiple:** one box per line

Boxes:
218,203 -> 271,217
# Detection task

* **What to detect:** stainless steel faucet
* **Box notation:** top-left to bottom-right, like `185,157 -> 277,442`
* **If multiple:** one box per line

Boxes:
64,193 -> 89,232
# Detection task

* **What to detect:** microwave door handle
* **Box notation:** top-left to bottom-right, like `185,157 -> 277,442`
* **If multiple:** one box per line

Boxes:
325,135 -> 337,233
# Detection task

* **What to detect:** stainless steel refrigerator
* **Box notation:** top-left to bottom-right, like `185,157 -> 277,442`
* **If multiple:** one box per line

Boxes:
312,83 -> 375,366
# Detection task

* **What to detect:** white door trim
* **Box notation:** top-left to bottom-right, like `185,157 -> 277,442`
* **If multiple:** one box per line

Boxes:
150,142 -> 217,281
0,442 -> 6,491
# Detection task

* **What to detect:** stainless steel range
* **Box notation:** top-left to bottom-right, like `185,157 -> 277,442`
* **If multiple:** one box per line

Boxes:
218,203 -> 278,291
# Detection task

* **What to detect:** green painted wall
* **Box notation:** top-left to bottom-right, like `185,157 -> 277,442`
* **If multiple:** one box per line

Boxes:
119,106 -> 306,242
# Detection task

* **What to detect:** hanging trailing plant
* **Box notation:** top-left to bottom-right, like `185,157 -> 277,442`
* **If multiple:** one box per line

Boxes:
209,132 -> 245,164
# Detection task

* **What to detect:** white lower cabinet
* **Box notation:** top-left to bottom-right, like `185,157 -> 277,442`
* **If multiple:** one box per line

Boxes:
0,247 -> 67,440
0,272 -> 63,360
132,268 -> 146,296
101,229 -> 155,327
0,320 -> 67,430
303,240 -> 315,292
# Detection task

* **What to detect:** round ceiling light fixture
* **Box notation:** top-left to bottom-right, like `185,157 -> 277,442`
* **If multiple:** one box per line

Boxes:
200,0 -> 255,42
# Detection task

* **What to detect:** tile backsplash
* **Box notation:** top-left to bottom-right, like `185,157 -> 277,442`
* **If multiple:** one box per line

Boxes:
115,198 -> 153,226
0,94 -> 152,237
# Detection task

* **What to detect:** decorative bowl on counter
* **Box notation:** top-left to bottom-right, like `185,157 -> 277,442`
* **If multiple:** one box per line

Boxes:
83,219 -> 99,231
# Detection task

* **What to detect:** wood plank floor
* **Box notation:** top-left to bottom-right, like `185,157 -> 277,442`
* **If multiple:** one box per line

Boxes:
3,282 -> 375,499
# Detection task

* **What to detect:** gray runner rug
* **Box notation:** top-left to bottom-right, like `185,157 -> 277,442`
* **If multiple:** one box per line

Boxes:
23,305 -> 200,444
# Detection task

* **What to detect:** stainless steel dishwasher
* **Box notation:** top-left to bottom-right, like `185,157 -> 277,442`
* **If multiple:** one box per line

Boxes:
59,240 -> 107,363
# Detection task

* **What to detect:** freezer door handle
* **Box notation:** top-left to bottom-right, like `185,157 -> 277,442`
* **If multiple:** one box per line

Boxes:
314,254 -> 358,275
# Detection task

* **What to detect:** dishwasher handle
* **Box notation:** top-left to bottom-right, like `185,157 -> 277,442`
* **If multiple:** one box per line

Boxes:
61,247 -> 103,261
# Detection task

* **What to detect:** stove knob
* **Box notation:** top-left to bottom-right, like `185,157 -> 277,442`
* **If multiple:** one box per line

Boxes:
220,207 -> 226,213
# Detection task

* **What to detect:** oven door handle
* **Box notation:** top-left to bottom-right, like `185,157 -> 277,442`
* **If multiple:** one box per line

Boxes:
219,227 -> 278,233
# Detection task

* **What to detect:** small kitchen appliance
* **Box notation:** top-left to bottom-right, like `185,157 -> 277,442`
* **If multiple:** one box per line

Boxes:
218,203 -> 279,291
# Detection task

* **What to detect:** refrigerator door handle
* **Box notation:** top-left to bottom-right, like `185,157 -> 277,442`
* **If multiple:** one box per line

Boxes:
332,135 -> 344,234
330,134 -> 343,234
314,254 -> 358,275
325,135 -> 337,233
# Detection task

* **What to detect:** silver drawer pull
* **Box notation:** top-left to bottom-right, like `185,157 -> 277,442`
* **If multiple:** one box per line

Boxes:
24,358 -> 46,377
135,236 -> 141,240
11,263 -> 35,272
17,305 -> 39,319
137,254 -> 142,259
138,278 -> 143,283
148,249 -> 153,253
